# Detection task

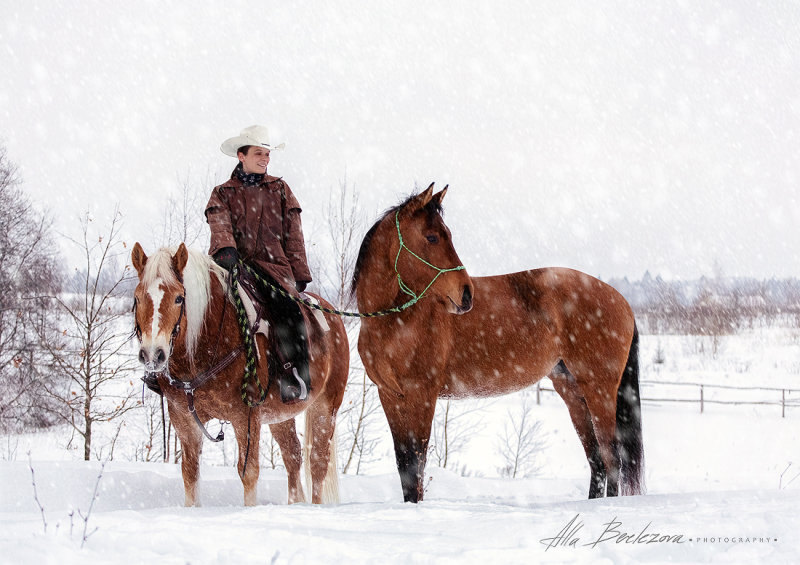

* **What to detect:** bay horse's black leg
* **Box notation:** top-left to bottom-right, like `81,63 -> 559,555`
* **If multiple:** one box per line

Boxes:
588,446 -> 607,498
394,433 -> 428,503
378,386 -> 435,503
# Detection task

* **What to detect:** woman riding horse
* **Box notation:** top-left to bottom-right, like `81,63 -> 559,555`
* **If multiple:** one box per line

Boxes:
205,125 -> 312,404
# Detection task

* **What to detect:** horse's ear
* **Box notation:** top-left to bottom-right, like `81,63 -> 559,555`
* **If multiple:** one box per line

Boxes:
431,185 -> 448,207
404,183 -> 435,215
172,243 -> 189,276
131,242 -> 148,277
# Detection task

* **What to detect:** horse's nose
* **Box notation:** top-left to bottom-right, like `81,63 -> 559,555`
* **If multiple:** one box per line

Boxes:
139,346 -> 167,368
461,285 -> 473,312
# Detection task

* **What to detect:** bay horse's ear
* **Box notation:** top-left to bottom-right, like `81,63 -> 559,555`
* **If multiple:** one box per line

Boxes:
431,185 -> 448,207
172,243 -> 189,277
131,242 -> 148,277
403,183 -> 436,216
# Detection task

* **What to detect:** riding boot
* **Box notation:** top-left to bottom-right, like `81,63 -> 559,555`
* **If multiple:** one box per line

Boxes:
273,314 -> 311,404
254,270 -> 311,404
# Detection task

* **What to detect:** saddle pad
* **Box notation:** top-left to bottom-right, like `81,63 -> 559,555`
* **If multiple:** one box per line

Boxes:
236,281 -> 330,338
237,281 -> 269,361
299,292 -> 331,333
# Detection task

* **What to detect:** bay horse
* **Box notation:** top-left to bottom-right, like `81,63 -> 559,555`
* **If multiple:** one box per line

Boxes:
131,243 -> 349,506
353,184 -> 644,502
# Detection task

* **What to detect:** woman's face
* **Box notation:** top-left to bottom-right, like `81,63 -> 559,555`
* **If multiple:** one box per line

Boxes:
239,146 -> 271,174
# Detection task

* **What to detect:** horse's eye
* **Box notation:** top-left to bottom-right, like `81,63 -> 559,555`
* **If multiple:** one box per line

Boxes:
175,295 -> 184,305
426,235 -> 439,244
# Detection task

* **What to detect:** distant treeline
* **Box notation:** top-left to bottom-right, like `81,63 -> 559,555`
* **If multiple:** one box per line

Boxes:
606,273 -> 800,334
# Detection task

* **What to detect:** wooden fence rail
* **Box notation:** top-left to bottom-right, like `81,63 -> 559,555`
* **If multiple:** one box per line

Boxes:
535,379 -> 800,418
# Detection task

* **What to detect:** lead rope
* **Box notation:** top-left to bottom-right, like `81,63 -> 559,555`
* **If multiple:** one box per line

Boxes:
241,407 -> 254,479
229,264 -> 268,407
237,211 -> 466,319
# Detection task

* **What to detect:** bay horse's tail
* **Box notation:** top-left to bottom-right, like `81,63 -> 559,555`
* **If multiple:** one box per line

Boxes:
303,413 -> 341,503
615,323 -> 646,495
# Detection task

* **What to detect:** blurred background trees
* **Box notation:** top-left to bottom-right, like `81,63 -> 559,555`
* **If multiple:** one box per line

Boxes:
0,146 -> 64,432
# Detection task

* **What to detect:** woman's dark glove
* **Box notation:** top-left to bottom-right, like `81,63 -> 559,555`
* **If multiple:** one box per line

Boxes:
295,281 -> 308,293
213,247 -> 239,270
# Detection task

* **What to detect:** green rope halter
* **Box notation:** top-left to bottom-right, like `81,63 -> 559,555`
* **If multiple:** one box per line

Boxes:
391,210 -> 466,310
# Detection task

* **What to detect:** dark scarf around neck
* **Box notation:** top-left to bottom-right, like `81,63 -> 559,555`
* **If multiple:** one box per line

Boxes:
234,162 -> 265,186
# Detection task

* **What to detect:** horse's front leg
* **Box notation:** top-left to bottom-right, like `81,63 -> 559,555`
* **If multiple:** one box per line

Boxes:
269,419 -> 306,504
235,408 -> 262,506
378,386 -> 437,503
167,402 -> 204,507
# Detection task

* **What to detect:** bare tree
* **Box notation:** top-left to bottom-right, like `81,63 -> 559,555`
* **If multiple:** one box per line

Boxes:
496,396 -> 548,478
340,368 -> 382,474
37,209 -> 139,460
127,393 -> 167,462
310,175 -> 383,474
430,399 -> 482,470
261,431 -> 285,471
320,173 -> 364,312
687,282 -> 737,358
155,167 -> 214,250
0,145 -> 64,432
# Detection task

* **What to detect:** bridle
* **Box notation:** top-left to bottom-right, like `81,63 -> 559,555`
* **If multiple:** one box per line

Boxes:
134,286 -> 235,443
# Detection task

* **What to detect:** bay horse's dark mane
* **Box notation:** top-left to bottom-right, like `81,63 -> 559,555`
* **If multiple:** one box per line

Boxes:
350,192 -> 444,297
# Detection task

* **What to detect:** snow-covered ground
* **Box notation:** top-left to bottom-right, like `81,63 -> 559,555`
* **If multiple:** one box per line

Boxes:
2,328 -> 799,564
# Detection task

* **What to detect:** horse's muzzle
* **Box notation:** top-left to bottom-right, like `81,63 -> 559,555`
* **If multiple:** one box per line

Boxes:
448,284 -> 473,314
139,345 -> 167,373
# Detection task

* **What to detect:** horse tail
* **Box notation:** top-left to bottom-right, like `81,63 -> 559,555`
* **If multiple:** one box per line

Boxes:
303,412 -> 341,504
616,323 -> 646,495
322,428 -> 340,503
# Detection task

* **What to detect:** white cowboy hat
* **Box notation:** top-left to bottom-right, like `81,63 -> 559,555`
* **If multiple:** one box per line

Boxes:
220,125 -> 285,157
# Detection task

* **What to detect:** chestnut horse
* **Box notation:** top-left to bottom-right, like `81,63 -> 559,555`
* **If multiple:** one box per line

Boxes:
131,243 -> 349,506
353,185 -> 644,502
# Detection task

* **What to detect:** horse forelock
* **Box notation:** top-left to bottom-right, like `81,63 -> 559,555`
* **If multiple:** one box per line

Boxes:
140,246 -> 222,359
351,192 -> 444,296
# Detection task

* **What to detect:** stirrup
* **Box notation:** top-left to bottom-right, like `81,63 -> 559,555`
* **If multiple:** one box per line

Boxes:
292,366 -> 308,401
279,362 -> 308,404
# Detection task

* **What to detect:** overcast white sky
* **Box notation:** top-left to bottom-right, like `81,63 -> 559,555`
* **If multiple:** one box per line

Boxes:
2,1 -> 798,280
